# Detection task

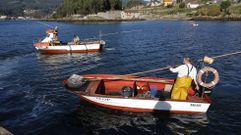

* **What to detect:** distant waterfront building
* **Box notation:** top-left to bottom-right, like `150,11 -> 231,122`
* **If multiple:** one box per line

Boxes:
147,0 -> 162,7
24,9 -> 37,14
121,11 -> 140,19
17,16 -> 25,20
0,15 -> 7,19
163,0 -> 173,6
187,2 -> 200,8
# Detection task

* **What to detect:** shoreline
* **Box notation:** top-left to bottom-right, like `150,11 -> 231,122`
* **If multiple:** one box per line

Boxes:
190,16 -> 241,21
35,15 -> 241,22
2,16 -> 241,22
40,18 -> 146,23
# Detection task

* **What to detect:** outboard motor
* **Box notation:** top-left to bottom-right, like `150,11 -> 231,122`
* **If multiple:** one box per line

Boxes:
66,74 -> 85,89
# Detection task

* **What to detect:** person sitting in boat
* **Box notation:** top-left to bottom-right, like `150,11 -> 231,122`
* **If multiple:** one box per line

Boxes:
52,32 -> 58,42
73,34 -> 80,45
169,57 -> 199,100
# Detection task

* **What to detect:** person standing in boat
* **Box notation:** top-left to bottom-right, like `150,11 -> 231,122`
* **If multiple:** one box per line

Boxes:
169,57 -> 199,100
73,34 -> 80,45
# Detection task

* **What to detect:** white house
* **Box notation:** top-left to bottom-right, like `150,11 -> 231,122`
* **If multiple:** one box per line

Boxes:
147,0 -> 162,7
121,11 -> 140,20
0,15 -> 7,19
187,3 -> 200,8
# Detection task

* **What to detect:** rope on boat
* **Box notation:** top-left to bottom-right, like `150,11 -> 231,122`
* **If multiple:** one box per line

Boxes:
125,51 -> 241,76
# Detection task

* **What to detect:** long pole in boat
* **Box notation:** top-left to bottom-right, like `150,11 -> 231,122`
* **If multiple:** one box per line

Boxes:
125,51 -> 241,76
198,51 -> 241,62
84,51 -> 241,82
82,51 -> 241,95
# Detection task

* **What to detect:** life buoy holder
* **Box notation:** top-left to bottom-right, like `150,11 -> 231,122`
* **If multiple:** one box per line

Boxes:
197,67 -> 219,88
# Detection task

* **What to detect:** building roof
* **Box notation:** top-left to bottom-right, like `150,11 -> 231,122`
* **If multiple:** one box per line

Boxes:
163,0 -> 172,2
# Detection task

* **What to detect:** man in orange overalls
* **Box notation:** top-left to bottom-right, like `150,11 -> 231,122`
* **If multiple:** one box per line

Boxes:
169,57 -> 199,100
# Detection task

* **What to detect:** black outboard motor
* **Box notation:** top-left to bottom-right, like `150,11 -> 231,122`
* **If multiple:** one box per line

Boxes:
66,74 -> 85,89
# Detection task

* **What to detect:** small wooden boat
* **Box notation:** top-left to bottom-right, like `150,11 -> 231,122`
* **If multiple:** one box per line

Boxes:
64,74 -> 211,114
34,28 -> 105,54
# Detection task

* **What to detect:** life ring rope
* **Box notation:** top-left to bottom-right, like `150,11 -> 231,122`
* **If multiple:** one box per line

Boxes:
197,67 -> 219,88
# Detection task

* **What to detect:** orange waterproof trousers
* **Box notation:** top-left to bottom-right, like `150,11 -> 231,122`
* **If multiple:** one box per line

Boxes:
171,77 -> 192,100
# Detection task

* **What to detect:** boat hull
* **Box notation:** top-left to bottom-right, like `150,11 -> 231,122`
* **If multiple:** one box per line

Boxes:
64,74 -> 211,114
35,43 -> 103,54
79,95 -> 210,113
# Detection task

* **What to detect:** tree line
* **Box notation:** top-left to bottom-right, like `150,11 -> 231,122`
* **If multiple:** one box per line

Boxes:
53,0 -> 145,18
54,0 -> 122,18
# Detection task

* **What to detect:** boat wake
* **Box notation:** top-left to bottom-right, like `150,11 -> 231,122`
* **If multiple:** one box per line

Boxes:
105,47 -> 115,51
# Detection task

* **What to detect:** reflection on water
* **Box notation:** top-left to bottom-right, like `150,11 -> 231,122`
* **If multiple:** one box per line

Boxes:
36,53 -> 102,65
61,101 -> 209,135
35,52 -> 104,77
169,114 -> 208,134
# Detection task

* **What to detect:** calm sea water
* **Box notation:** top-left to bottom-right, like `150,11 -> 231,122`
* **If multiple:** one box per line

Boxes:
0,20 -> 241,135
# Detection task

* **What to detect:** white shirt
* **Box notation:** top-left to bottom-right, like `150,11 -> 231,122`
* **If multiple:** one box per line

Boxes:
170,64 -> 197,83
42,33 -> 54,43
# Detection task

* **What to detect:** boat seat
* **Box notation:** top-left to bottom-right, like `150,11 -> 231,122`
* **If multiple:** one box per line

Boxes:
104,80 -> 135,95
164,84 -> 173,92
86,80 -> 104,94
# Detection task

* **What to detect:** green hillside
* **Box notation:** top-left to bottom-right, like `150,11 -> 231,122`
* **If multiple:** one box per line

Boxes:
53,0 -> 123,18
0,0 -> 63,17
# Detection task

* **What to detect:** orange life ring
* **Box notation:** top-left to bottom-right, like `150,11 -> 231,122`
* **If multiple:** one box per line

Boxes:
197,67 -> 219,88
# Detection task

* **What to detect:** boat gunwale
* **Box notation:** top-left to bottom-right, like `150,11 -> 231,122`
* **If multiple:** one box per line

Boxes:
74,91 -> 211,104
66,74 -> 211,104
